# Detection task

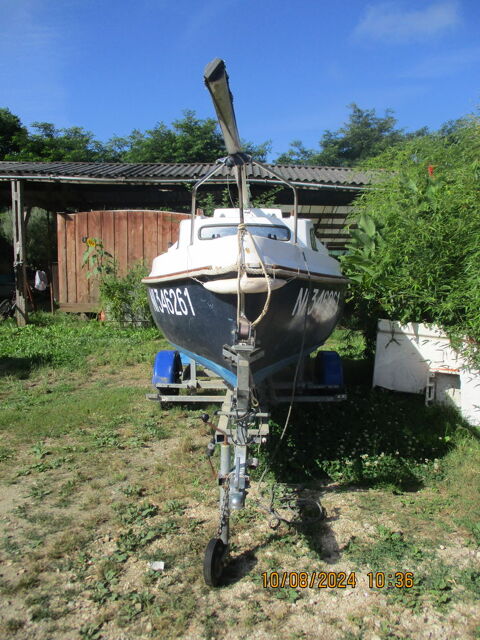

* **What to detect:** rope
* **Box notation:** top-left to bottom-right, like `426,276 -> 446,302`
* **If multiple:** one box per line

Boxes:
245,230 -> 272,328
236,223 -> 246,327
236,223 -> 273,329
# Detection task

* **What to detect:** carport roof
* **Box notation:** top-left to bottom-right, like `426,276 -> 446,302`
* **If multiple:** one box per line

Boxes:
0,161 -> 372,188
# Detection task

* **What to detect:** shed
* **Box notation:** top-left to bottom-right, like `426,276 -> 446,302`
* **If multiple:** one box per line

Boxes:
0,161 -> 372,323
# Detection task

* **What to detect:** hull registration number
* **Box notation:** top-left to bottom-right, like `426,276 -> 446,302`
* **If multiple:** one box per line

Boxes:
150,287 -> 196,316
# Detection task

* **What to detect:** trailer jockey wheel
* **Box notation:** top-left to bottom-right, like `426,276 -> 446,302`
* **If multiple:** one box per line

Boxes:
203,538 -> 226,587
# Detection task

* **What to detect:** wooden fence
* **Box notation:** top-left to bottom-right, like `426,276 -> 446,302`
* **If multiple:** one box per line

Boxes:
56,210 -> 189,311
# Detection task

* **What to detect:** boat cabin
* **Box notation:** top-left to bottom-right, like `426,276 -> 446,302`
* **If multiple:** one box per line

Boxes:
172,208 -> 327,255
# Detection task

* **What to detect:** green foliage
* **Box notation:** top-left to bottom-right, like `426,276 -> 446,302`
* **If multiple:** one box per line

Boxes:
263,341 -> 469,491
0,107 -> 26,158
197,185 -> 282,216
113,501 -> 159,525
438,430 -> 480,544
0,207 -> 56,268
318,453 -> 430,490
341,115 -> 480,367
276,139 -> 316,165
345,525 -> 425,571
0,311 -> 159,376
2,108 -> 269,164
276,103 -> 426,166
99,263 -> 152,326
341,213 -> 385,287
80,238 -> 152,325
114,110 -> 226,163
106,109 -> 269,163
6,122 -> 109,162
81,237 -> 115,280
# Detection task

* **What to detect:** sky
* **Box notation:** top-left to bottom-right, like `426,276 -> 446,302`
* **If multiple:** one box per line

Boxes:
0,0 -> 479,160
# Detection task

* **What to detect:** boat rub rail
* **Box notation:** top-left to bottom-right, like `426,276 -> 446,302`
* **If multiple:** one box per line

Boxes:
142,265 -> 349,284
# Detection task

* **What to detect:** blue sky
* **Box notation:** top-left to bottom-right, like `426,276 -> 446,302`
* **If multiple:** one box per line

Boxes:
1,0 -> 479,160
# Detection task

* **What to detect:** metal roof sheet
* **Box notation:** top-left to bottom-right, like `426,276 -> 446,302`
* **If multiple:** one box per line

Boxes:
0,161 -> 372,188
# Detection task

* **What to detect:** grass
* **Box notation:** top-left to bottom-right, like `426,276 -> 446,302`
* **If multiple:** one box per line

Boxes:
0,313 -> 479,639
264,327 -> 473,491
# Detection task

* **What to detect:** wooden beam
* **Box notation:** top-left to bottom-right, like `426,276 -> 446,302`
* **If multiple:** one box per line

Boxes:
11,180 -> 28,326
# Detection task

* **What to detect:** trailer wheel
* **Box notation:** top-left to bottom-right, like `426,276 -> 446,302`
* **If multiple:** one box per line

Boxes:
203,538 -> 226,587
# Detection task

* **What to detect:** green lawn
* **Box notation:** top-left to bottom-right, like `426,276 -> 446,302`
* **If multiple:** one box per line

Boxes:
0,314 -> 478,640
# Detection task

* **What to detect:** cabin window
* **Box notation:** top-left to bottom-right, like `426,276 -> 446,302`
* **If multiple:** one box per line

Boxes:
310,228 -> 318,251
199,224 -> 290,241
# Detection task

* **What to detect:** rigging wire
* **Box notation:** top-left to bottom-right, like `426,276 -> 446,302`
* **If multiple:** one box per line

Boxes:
251,253 -> 315,525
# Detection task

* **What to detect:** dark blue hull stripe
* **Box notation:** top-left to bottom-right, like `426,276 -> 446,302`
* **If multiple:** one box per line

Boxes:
172,342 -> 324,388
171,343 -> 238,387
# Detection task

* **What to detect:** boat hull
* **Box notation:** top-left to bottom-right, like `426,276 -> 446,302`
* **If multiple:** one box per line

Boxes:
146,275 -> 345,387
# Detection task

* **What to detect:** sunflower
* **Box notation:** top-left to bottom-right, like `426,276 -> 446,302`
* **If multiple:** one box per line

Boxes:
86,237 -> 96,247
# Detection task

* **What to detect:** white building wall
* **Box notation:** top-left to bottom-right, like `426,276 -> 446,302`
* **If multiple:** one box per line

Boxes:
373,320 -> 480,426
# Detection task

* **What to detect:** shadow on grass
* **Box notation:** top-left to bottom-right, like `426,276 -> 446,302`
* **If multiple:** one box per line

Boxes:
262,357 -> 468,491
216,355 -> 473,579
219,503 -> 345,588
0,356 -> 52,379
250,358 -> 472,560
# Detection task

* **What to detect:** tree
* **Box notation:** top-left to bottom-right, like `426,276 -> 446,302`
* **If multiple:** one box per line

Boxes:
5,122 -> 108,162
277,104 -> 428,167
276,140 -> 316,165
112,110 -> 269,163
340,115 -> 480,366
0,108 -> 27,159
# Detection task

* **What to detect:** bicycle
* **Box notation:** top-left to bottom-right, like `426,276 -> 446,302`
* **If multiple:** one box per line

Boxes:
0,294 -> 16,321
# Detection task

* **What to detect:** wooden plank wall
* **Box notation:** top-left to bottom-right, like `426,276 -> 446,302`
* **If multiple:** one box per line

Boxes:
57,210 -> 189,308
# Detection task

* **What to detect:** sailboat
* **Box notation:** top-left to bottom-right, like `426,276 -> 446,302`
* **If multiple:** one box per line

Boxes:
142,58 -> 347,388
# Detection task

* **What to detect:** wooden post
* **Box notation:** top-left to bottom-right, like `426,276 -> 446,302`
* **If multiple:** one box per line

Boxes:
11,180 -> 28,326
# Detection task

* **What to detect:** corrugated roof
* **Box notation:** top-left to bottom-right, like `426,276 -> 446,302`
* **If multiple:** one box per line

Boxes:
0,161 -> 372,188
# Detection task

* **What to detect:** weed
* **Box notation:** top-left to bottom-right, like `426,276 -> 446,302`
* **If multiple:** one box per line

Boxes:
31,441 -> 51,459
388,561 -> 454,611
117,590 -> 155,627
92,432 -> 122,449
140,417 -> 167,439
458,569 -> 480,598
345,525 -> 426,570
113,501 -> 159,525
163,499 -> 187,515
89,579 -> 121,605
4,618 -> 25,633
79,622 -> 104,640
68,551 -> 92,578
263,366 -> 468,490
121,483 -> 146,497
89,560 -> 120,604
0,446 -> 13,462
200,611 -> 219,640
59,478 -> 77,496
28,482 -> 52,501
187,517 -> 204,531
2,535 -> 21,557
439,432 -> 480,544
113,523 -> 175,561
245,601 -> 268,625
17,457 -> 66,476
272,587 -> 300,603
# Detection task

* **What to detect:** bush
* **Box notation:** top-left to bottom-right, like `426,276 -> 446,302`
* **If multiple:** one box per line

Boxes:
99,263 -> 153,326
341,115 -> 480,367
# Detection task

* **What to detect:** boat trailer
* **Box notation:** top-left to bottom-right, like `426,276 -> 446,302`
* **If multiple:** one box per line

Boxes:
147,340 -> 345,586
